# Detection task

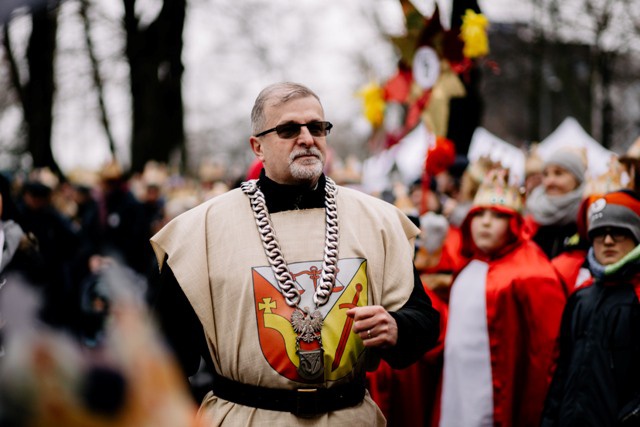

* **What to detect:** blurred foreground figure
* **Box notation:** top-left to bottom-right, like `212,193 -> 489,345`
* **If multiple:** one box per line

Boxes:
0,174 -> 43,356
0,266 -> 203,427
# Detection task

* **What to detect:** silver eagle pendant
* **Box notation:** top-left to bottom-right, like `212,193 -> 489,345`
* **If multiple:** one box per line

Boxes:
291,307 -> 324,380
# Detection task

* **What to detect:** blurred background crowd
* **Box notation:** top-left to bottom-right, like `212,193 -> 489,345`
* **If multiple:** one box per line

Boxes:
0,133 -> 638,424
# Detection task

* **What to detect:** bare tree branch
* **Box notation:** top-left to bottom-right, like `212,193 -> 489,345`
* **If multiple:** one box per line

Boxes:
78,0 -> 117,160
2,25 -> 26,109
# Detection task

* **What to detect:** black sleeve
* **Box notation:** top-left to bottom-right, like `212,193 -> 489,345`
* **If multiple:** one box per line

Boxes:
540,293 -> 579,427
377,265 -> 440,369
151,258 -> 206,378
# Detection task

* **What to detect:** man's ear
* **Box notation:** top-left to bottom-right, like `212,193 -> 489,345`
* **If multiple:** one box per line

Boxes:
249,136 -> 265,161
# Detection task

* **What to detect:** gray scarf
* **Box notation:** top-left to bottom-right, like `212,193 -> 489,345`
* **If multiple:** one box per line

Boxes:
525,184 -> 584,226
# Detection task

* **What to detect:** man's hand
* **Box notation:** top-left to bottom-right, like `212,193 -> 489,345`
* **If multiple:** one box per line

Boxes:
347,305 -> 398,348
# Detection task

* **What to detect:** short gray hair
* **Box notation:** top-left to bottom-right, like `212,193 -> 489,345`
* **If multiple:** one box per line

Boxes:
250,82 -> 322,135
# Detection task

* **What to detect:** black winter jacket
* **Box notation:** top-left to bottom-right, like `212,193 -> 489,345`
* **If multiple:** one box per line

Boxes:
541,264 -> 640,426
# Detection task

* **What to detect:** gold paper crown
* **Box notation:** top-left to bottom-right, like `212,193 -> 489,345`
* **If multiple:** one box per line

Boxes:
472,168 -> 524,213
620,136 -> 640,162
583,156 -> 625,196
619,137 -> 640,191
459,156 -> 501,202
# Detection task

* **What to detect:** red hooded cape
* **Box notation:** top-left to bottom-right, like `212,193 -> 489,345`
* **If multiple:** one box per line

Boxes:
438,206 -> 566,427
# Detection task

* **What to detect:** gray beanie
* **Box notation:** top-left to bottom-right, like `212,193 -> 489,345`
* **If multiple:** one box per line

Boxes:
588,191 -> 640,243
544,150 -> 586,184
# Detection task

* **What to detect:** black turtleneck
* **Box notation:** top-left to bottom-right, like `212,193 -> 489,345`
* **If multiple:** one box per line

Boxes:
151,172 -> 440,391
258,170 -> 326,213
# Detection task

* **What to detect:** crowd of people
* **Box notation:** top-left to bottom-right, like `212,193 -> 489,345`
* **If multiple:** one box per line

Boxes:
367,141 -> 640,426
0,81 -> 639,426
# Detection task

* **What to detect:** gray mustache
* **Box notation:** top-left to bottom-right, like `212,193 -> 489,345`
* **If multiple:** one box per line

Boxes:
290,149 -> 322,161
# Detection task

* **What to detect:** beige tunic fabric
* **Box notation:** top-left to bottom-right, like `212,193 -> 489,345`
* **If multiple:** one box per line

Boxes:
150,185 -> 419,427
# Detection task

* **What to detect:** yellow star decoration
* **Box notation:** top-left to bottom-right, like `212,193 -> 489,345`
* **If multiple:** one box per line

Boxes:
460,9 -> 490,58
357,81 -> 386,128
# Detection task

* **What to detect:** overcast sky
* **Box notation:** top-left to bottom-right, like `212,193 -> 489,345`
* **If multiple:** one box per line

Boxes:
2,0 -> 631,174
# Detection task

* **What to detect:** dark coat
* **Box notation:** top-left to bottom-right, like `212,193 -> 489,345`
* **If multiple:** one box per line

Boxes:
541,267 -> 640,426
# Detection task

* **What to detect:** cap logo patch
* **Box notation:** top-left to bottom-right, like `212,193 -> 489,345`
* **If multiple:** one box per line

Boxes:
589,198 -> 607,215
588,198 -> 607,224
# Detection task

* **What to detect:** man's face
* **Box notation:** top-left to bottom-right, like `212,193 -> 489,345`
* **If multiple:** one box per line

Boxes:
470,209 -> 511,255
250,96 -> 327,186
592,227 -> 637,265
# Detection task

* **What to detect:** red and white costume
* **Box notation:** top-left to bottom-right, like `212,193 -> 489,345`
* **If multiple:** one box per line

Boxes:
439,206 -> 566,427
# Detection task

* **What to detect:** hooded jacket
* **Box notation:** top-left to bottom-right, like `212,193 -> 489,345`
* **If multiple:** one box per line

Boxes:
439,205 -> 566,427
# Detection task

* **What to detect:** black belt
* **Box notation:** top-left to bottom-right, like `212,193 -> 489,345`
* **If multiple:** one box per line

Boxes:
210,372 -> 366,418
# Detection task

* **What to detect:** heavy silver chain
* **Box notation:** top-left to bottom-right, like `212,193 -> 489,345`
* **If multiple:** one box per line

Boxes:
240,177 -> 339,308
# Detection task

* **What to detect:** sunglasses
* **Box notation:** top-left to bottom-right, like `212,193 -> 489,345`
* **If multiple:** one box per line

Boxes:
254,121 -> 333,139
591,227 -> 632,243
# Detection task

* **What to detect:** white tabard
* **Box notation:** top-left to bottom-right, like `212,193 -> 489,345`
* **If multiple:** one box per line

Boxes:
151,185 -> 420,427
440,259 -> 493,427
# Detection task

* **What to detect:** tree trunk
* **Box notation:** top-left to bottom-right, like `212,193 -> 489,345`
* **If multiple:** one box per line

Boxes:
124,0 -> 186,173
21,4 -> 61,175
598,50 -> 614,149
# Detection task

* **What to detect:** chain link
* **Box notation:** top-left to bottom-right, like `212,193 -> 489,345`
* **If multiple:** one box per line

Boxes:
241,178 -> 339,308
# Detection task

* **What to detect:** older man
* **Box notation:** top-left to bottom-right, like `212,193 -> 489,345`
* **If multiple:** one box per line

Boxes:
150,82 -> 439,426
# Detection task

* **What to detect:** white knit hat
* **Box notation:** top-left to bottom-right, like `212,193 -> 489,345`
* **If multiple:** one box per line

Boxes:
544,149 -> 586,184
